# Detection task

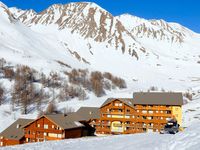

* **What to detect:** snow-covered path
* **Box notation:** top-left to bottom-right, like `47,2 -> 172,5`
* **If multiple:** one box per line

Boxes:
1,122 -> 200,150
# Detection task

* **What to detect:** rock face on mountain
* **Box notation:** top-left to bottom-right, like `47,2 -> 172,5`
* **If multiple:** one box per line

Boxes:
116,14 -> 187,44
10,2 -> 146,59
0,1 -> 199,79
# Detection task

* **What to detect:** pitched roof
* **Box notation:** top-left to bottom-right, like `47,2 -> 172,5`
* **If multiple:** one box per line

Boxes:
76,107 -> 100,121
44,114 -> 84,130
23,114 -> 85,130
101,98 -> 134,108
133,92 -> 183,105
100,93 -> 183,108
0,118 -> 34,140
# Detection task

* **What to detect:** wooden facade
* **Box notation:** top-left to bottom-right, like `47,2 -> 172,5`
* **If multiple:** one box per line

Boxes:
0,118 -> 34,147
24,116 -> 84,143
0,137 -> 24,147
95,98 -> 182,134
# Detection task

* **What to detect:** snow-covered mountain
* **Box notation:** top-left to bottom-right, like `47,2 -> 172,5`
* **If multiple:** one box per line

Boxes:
1,1 -> 199,86
10,2 -> 146,59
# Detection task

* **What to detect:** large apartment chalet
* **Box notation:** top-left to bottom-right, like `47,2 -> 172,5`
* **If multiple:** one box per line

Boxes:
0,92 -> 183,147
94,92 -> 183,134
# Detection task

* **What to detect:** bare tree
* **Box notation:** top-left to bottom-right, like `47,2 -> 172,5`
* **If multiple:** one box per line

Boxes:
12,65 -> 38,114
45,101 -> 58,114
90,71 -> 105,97
0,83 -> 5,105
0,58 -> 6,70
63,106 -> 75,114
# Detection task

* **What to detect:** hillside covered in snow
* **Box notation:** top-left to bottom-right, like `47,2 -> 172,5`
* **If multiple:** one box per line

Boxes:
0,1 -> 200,143
2,121 -> 200,150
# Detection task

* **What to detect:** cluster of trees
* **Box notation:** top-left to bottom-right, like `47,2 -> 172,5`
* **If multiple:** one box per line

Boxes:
67,69 -> 126,97
11,65 -> 45,114
37,102 -> 75,117
0,58 -> 127,115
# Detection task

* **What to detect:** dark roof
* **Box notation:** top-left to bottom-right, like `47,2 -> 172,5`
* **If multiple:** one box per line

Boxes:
76,107 -> 100,121
23,114 -> 85,130
0,118 -> 34,140
133,92 -> 183,105
45,114 -> 84,130
101,98 -> 134,108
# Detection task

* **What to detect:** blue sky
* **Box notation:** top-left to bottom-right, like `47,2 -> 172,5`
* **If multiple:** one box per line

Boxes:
2,0 -> 200,33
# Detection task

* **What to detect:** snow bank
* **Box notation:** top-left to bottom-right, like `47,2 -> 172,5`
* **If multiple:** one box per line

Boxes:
2,121 -> 200,150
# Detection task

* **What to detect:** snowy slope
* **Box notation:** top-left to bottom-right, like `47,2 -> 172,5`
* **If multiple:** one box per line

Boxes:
2,121 -> 200,150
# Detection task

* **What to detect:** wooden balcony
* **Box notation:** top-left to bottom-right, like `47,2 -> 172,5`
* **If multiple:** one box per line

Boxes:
25,134 -> 36,139
135,106 -> 171,111
135,118 -> 167,124
101,117 -> 135,122
136,113 -> 172,117
27,128 -> 64,134
96,127 -> 111,133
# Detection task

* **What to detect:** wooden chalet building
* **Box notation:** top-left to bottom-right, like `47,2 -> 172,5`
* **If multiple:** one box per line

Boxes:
23,114 -> 87,143
0,119 -> 34,146
95,92 -> 183,134
0,107 -> 100,147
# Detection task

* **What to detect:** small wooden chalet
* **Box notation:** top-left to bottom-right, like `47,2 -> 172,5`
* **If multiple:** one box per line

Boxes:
23,114 -> 85,143
0,119 -> 34,146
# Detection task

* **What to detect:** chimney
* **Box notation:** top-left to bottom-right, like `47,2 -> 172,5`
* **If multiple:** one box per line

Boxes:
16,124 -> 21,128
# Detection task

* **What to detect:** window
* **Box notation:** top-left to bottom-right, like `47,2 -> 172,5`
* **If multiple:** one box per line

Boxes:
166,111 -> 171,114
125,115 -> 130,118
142,110 -> 147,114
37,124 -> 40,128
0,142 -> 3,146
118,109 -> 122,112
44,132 -> 48,136
44,124 -> 48,129
149,111 -> 153,114
119,103 -> 123,106
115,103 -> 119,106
26,138 -> 30,142
57,134 -> 62,138
126,109 -> 130,113
52,125 -> 55,129
49,133 -> 57,138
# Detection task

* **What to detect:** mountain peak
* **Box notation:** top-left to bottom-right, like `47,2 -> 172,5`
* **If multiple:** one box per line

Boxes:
0,2 -> 17,23
0,1 -> 7,8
